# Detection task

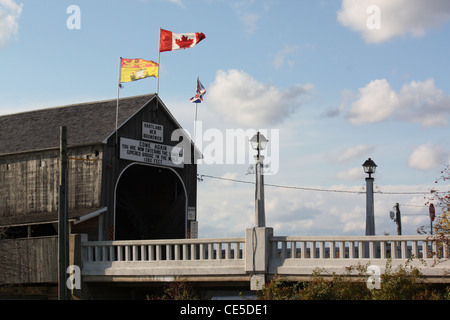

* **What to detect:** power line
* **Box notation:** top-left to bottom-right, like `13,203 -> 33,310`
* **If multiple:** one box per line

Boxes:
197,174 -> 432,195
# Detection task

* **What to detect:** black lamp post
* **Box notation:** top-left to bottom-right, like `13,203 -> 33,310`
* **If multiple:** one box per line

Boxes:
362,158 -> 377,236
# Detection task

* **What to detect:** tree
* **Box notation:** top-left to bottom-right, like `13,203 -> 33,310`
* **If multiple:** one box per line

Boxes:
420,165 -> 450,258
430,164 -> 450,215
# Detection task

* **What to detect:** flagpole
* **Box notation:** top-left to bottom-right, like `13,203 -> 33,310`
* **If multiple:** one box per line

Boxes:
155,27 -> 161,112
157,27 -> 161,97
116,57 -> 122,145
194,102 -> 198,146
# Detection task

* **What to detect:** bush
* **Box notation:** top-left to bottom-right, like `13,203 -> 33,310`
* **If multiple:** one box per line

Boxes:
256,275 -> 302,300
147,281 -> 199,300
371,259 -> 427,300
257,259 -> 450,300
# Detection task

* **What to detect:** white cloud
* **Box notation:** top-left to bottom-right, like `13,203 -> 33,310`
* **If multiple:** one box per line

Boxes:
207,69 -> 314,127
196,168 -> 435,238
0,0 -> 23,46
337,0 -> 450,43
347,79 -> 397,124
140,0 -> 184,7
217,172 -> 239,187
408,143 -> 450,171
168,0 -> 184,6
337,144 -> 375,163
273,44 -> 298,69
335,167 -> 365,181
231,0 -> 271,35
347,78 -> 450,127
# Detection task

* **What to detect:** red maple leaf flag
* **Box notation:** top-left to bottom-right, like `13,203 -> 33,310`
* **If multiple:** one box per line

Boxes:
160,29 -> 206,52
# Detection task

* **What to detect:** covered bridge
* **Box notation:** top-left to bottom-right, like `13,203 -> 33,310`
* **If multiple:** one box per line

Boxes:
0,94 -> 198,242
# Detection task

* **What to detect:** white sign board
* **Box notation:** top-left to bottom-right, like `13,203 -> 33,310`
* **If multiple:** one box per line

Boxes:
187,207 -> 196,221
120,137 -> 183,168
190,221 -> 198,239
142,122 -> 164,142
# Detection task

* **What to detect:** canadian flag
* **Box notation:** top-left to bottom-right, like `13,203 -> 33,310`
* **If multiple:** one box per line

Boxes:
160,29 -> 206,52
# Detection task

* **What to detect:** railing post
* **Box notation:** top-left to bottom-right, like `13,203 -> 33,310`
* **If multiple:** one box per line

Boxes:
349,241 -> 355,259
444,240 -> 449,259
291,241 -> 297,258
311,241 -> 316,259
329,241 -> 336,259
369,241 -> 375,259
191,243 -> 197,260
225,243 -> 231,260
339,241 -> 345,259
358,241 -> 364,259
300,242 -> 307,259
380,241 -> 386,259
412,241 -> 418,258
245,227 -> 273,290
401,240 -> 407,259
319,241 -> 325,259
391,241 -> 397,259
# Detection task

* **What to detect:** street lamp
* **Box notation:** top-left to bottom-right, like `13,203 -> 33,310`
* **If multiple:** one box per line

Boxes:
250,132 -> 269,158
362,158 -> 377,178
362,158 -> 377,236
250,132 -> 268,227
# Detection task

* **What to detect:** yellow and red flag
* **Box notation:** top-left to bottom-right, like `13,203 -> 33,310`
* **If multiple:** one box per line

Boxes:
120,58 -> 159,83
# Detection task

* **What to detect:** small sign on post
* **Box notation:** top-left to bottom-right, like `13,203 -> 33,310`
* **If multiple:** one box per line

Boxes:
190,221 -> 198,239
429,203 -> 435,222
429,203 -> 435,235
187,207 -> 196,220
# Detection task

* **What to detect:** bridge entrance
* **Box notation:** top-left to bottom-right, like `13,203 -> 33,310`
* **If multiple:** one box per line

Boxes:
114,164 -> 187,240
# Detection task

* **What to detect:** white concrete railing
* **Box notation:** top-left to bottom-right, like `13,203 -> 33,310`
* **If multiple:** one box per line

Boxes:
268,235 -> 450,284
83,237 -> 245,262
81,232 -> 450,284
81,237 -> 247,281
270,235 -> 448,260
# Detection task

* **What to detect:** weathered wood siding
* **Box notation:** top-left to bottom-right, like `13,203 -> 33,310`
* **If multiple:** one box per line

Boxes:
0,145 -> 103,221
0,236 -> 58,284
67,145 -> 103,211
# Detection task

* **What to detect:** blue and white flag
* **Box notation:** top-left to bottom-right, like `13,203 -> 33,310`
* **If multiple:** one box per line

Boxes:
190,77 -> 206,103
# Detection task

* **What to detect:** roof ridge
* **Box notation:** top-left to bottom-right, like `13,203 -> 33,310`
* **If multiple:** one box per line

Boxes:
0,93 -> 156,118
0,94 -> 157,155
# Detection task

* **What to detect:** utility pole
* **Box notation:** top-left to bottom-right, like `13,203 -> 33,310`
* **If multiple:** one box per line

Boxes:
390,203 -> 402,235
58,126 -> 69,300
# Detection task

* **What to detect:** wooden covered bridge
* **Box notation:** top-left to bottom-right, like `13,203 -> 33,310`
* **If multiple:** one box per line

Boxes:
0,95 -> 448,299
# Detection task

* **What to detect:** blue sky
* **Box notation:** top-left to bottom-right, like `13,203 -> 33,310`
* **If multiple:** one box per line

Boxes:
1,0 -> 449,238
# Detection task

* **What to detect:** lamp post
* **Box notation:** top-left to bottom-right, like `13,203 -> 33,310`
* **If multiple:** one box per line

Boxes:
362,158 -> 377,236
250,132 -> 269,227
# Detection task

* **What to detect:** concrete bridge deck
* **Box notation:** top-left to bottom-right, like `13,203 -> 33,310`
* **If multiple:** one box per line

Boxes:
80,229 -> 450,291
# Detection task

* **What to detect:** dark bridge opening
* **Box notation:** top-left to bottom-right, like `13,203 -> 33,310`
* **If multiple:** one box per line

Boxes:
115,164 -> 186,240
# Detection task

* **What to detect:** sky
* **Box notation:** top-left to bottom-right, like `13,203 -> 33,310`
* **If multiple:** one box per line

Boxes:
1,0 -> 449,238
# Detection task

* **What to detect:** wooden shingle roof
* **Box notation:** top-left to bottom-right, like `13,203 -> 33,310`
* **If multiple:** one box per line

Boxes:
0,94 -> 156,155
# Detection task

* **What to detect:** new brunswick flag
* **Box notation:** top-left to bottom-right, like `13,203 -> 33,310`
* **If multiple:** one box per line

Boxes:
120,58 -> 159,83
